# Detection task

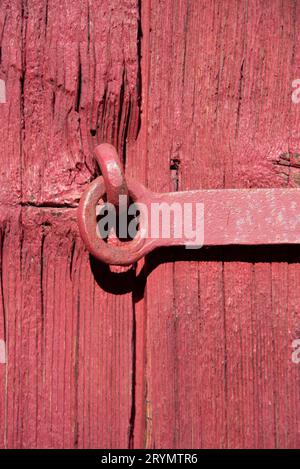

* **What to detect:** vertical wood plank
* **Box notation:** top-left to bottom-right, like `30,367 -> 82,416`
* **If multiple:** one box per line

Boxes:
137,0 -> 300,448
1,0 -> 300,449
21,0 -> 140,205
0,0 -> 141,448
0,1 -> 22,205
0,209 -> 134,448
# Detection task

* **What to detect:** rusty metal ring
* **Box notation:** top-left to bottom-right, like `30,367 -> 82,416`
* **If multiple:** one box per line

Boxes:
77,176 -> 146,265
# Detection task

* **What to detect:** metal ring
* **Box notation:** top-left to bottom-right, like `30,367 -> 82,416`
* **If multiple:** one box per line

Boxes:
77,176 -> 146,265
94,144 -> 128,208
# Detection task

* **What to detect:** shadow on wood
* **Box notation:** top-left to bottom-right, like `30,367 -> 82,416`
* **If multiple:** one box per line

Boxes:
90,245 -> 300,296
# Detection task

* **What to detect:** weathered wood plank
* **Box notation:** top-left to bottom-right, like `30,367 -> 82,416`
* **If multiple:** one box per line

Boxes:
0,0 -> 141,448
0,208 -> 135,448
21,0 -> 140,205
134,0 -> 300,448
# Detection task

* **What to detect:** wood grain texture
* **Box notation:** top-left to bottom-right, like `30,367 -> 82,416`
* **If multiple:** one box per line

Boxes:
126,0 -> 300,448
1,0 -> 300,449
20,0 -> 140,205
0,0 -> 140,448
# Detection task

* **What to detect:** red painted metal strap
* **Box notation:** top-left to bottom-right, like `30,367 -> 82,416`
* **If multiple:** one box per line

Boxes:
78,177 -> 300,266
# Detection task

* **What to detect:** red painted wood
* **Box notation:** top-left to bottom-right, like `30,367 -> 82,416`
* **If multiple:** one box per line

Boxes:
1,0 -> 300,449
128,0 -> 300,448
0,0 -> 140,448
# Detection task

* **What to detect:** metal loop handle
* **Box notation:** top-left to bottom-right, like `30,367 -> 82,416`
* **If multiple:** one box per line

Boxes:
77,176 -> 149,265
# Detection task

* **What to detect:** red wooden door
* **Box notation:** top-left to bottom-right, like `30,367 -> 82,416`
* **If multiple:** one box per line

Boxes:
0,0 -> 300,449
